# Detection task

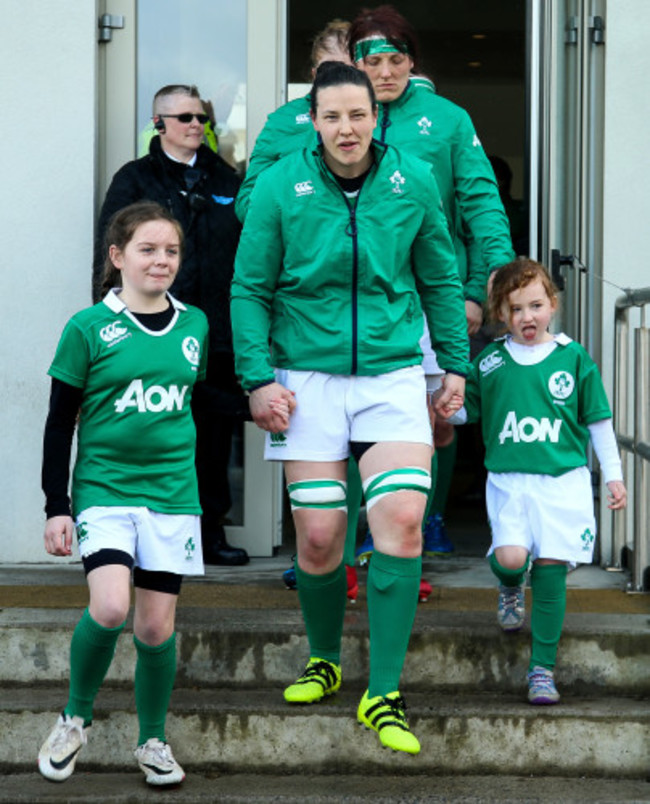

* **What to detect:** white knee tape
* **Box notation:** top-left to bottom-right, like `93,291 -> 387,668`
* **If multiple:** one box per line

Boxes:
363,466 -> 431,512
287,478 -> 348,512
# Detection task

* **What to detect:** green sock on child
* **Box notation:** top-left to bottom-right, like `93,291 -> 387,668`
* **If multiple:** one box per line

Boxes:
134,633 -> 177,745
530,563 -> 567,670
489,552 -> 529,587
66,608 -> 124,723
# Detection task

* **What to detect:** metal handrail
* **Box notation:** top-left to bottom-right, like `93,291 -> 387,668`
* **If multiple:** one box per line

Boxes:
612,286 -> 650,591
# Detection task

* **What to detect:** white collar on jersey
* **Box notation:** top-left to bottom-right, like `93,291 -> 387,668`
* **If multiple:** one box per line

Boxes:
502,332 -> 573,366
554,333 -> 572,346
102,289 -> 187,314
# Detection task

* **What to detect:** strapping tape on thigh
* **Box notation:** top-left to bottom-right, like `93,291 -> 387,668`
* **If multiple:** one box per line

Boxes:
287,479 -> 348,511
363,466 -> 431,511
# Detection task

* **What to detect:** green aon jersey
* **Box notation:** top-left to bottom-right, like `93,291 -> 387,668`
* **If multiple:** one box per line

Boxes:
464,334 -> 612,476
48,291 -> 208,516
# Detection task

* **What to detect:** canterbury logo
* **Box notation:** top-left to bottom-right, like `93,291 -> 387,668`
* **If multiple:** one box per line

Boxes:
295,113 -> 311,124
295,181 -> 314,197
100,321 -> 128,343
269,431 -> 287,446
479,350 -> 504,375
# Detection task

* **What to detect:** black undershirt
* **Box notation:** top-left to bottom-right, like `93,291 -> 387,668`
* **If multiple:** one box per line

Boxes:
332,163 -> 373,195
42,304 -> 175,518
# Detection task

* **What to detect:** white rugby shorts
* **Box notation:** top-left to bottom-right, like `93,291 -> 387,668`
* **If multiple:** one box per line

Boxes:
486,466 -> 597,563
75,506 -> 204,576
264,365 -> 432,461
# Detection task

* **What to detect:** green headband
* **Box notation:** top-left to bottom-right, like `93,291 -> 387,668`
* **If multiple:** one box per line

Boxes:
353,37 -> 409,62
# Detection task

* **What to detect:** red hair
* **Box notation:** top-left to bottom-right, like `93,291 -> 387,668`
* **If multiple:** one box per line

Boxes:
348,5 -> 421,73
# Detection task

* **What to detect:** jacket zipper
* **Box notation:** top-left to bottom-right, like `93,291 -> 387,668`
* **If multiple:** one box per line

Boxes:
379,104 -> 391,143
347,202 -> 359,375
335,187 -> 361,375
319,152 -> 377,376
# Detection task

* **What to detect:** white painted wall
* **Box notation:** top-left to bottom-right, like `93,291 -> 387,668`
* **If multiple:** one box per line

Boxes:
0,1 -> 96,562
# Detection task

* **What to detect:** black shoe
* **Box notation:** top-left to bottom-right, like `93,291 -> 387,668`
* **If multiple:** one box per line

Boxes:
202,526 -> 249,566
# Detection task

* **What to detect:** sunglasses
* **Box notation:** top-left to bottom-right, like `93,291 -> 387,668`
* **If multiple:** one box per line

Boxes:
160,113 -> 210,124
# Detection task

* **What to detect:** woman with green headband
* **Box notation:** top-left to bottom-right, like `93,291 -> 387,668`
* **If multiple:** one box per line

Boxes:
235,18 -> 436,225
349,5 -> 513,282
231,62 -> 469,755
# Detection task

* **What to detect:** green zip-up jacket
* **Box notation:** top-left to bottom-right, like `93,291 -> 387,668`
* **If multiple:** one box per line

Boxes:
235,84 -> 513,303
373,83 -> 514,300
231,142 -> 469,391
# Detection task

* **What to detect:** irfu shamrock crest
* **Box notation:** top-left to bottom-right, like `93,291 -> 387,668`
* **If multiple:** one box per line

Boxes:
76,521 -> 89,545
417,116 -> 432,135
390,170 -> 406,194
185,537 -> 196,561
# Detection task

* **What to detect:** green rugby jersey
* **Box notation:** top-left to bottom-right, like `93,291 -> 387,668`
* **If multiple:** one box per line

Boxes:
465,334 -> 611,476
49,291 -> 208,516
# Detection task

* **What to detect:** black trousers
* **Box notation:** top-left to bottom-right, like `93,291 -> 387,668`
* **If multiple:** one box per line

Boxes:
192,352 -> 248,540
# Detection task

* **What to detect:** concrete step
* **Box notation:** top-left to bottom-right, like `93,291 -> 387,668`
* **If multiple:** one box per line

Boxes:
2,607 -> 648,695
1,564 -> 648,791
1,772 -> 650,803
2,686 -> 649,777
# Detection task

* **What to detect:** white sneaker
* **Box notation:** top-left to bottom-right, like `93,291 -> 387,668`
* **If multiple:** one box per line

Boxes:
134,737 -> 185,786
38,712 -> 89,782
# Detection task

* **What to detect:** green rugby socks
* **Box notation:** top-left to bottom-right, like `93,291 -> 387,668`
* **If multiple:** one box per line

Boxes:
489,552 -> 528,587
65,608 -> 124,723
134,633 -> 177,744
295,561 -> 347,665
367,550 -> 422,697
530,563 -> 567,670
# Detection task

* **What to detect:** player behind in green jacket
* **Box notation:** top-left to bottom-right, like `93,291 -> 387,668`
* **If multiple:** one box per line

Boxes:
234,18 -> 351,223
232,62 -> 469,754
450,258 -> 627,704
38,202 -> 209,786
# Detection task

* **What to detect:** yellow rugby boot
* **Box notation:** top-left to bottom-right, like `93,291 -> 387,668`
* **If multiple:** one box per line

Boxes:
357,690 -> 421,754
283,658 -> 342,704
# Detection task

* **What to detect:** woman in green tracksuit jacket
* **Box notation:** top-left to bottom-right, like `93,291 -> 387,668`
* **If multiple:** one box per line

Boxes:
231,63 -> 468,757
232,140 -> 468,384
